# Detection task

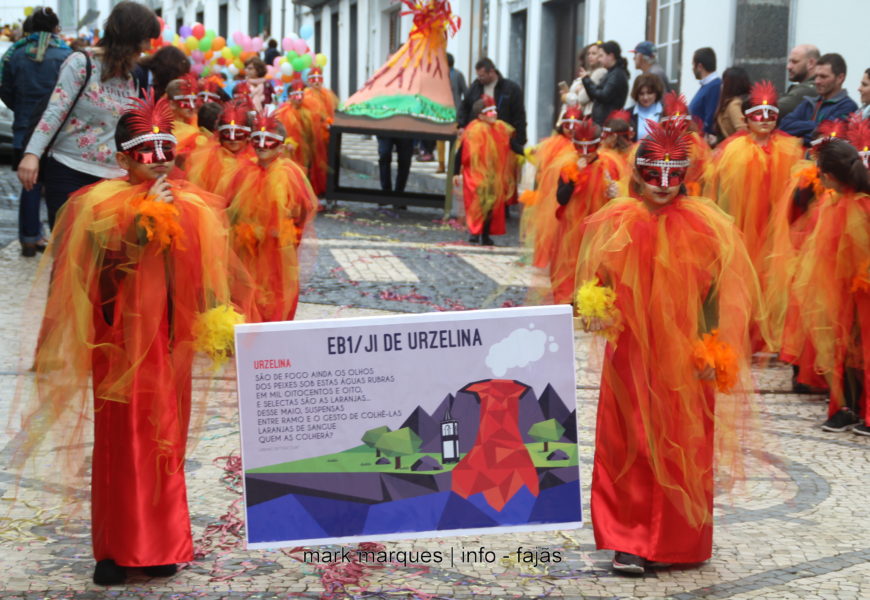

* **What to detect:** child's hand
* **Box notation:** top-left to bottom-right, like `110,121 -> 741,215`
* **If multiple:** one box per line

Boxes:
576,157 -> 588,170
453,175 -> 462,188
583,316 -> 612,333
149,176 -> 174,203
606,182 -> 619,199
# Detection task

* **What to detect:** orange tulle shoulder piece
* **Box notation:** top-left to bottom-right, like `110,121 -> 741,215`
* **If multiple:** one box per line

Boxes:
692,329 -> 740,393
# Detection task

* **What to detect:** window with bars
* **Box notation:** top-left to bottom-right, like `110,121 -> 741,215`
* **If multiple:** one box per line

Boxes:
647,0 -> 683,87
387,8 -> 402,56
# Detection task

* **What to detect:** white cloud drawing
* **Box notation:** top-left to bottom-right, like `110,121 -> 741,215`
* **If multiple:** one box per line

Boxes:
485,327 -> 549,376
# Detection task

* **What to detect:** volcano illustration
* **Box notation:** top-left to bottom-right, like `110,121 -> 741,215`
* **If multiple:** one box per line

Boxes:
340,0 -> 460,124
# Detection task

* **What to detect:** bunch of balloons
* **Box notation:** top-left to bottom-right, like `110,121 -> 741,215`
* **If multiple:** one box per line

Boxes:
147,21 -> 328,86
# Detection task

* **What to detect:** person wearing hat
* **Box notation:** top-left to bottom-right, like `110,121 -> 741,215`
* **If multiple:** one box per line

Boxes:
630,41 -> 670,93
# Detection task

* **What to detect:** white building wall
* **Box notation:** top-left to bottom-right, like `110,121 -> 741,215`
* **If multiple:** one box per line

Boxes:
793,0 -> 867,106
679,0 -> 734,104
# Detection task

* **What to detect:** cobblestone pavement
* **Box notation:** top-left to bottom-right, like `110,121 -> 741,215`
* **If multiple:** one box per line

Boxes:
0,165 -> 869,599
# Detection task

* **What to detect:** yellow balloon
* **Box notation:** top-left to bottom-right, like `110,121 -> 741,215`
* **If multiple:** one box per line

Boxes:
185,36 -> 198,51
221,46 -> 233,60
315,53 -> 328,68
24,7 -> 34,17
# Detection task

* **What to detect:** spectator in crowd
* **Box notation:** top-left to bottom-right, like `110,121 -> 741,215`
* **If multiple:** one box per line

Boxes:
627,73 -> 664,140
712,66 -> 750,145
560,42 -> 606,119
859,67 -> 870,119
17,1 -> 161,230
377,137 -> 414,195
264,39 -> 280,67
458,57 -> 527,154
436,52 -> 467,173
244,56 -> 274,111
780,53 -> 859,145
137,45 -> 190,101
779,44 -> 820,117
630,41 -> 670,93
688,47 -> 721,136
0,6 -> 70,256
578,40 -> 629,126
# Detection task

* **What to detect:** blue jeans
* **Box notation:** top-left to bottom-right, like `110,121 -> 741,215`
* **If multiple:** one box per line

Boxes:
42,156 -> 101,230
14,146 -> 44,243
377,137 -> 413,192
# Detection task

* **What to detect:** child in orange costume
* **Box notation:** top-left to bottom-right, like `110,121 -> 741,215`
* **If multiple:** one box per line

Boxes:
549,117 -> 620,304
303,67 -> 337,197
521,107 -> 582,270
165,73 -> 201,162
766,122 -> 844,393
452,95 -> 517,245
186,101 -> 256,202
274,79 -> 318,176
600,110 -> 635,180
575,120 -> 761,574
21,92 -> 242,586
787,136 -> 870,434
660,92 -> 712,196
709,82 -> 803,287
226,111 -> 318,322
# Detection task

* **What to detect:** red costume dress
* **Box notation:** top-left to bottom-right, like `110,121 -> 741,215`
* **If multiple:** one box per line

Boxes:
31,174 -> 237,566
302,69 -> 338,196
457,104 -> 517,237
549,119 -> 620,304
274,81 -> 320,176
226,112 -> 318,322
575,121 -> 760,564
786,186 -> 870,420
186,102 -> 256,201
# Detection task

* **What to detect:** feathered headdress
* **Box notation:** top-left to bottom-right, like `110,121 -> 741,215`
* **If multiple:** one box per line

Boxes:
846,112 -> 870,167
217,101 -> 252,140
603,109 -> 633,133
171,72 -> 200,107
635,120 -> 691,187
480,94 -> 497,114
288,78 -> 306,100
233,80 -> 251,98
119,90 -> 176,159
810,119 -> 847,149
198,77 -> 224,103
572,117 -> 601,154
307,66 -> 323,83
745,80 -> 779,119
558,106 -> 583,131
661,91 -> 691,123
250,110 -> 284,148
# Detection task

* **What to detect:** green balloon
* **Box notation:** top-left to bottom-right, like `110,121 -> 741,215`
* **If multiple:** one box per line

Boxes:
202,66 -> 210,76
286,50 -> 297,60
300,53 -> 312,68
231,44 -> 242,56
205,29 -> 216,39
198,37 -> 211,51
291,57 -> 305,72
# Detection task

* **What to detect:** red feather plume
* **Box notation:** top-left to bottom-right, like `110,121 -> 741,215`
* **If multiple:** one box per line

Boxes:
178,72 -> 199,96
252,110 -> 280,134
481,94 -> 496,108
605,109 -> 632,124
573,117 -> 600,142
662,91 -> 689,118
125,89 -> 174,137
291,79 -> 306,92
846,113 -> 870,152
749,80 -> 778,108
562,106 -> 582,121
638,120 -> 691,162
309,66 -> 323,77
233,81 -> 250,96
816,119 -> 846,140
220,101 -> 249,126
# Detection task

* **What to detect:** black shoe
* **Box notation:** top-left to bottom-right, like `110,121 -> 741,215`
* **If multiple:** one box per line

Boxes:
21,243 -> 37,257
93,559 -> 126,585
645,559 -> 673,569
143,563 -> 178,577
612,551 -> 645,574
853,423 -> 870,437
468,234 -> 480,244
481,236 -> 495,246
821,408 -> 859,432
792,376 -> 826,395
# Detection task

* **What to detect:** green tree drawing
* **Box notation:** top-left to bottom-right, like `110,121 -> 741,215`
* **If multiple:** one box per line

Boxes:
528,419 -> 566,453
374,427 -> 422,469
362,425 -> 391,457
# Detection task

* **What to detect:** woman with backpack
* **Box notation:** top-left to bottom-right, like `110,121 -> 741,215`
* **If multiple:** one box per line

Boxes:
16,1 -> 160,231
0,7 -> 70,256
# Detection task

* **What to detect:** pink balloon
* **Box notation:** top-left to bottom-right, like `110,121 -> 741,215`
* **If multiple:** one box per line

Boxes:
292,39 -> 306,54
251,37 -> 263,52
242,39 -> 253,53
272,56 -> 282,67
232,31 -> 244,45
191,63 -> 204,75
191,50 -> 203,61
282,37 -> 293,52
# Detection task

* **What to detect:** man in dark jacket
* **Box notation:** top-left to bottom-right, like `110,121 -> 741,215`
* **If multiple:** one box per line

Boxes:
778,44 -> 819,117
458,57 -> 526,154
780,53 -> 859,146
